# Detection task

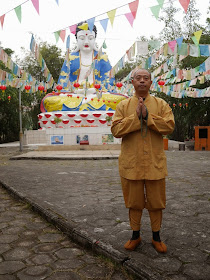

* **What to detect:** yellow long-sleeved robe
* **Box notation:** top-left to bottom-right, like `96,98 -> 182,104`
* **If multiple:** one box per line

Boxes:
111,93 -> 175,180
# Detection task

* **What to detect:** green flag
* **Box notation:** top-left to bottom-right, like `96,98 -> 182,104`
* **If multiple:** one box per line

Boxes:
150,5 -> 161,19
102,40 -> 107,49
54,31 -> 60,43
15,5 -> 22,23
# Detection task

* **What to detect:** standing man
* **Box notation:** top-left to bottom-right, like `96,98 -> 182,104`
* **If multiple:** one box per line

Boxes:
111,69 -> 175,253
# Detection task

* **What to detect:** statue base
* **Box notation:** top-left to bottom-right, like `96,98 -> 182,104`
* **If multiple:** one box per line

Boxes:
23,126 -> 121,147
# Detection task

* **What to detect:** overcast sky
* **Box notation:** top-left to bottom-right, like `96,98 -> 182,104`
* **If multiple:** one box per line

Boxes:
0,0 -> 209,66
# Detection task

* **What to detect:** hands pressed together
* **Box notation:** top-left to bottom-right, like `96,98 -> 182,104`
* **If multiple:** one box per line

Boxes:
136,97 -> 147,119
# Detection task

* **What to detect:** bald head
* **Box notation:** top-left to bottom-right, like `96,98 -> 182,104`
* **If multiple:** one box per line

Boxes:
132,69 -> 151,80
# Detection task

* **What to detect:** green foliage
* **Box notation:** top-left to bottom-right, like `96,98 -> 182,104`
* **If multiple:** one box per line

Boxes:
156,92 -> 210,141
19,42 -> 64,83
115,62 -> 135,81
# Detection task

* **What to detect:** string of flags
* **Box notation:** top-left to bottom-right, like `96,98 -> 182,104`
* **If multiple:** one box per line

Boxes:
0,0 -> 193,41
30,35 -> 54,85
0,45 -> 53,92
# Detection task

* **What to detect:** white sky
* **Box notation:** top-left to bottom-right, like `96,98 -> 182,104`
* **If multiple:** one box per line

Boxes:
0,0 -> 209,67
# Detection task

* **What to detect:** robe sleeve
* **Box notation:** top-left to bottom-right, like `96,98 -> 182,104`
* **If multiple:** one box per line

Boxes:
147,101 -> 175,135
111,101 -> 141,138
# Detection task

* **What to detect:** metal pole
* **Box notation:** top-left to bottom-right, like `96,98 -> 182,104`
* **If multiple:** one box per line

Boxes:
19,86 -> 23,151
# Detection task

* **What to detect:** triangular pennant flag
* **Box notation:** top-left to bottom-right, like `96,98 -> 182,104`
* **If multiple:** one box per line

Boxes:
0,14 -> 5,29
66,35 -> 70,49
129,0 -> 139,19
15,5 -> 22,23
78,22 -> 88,30
102,40 -> 107,49
194,30 -> 202,45
100,18 -> 109,33
192,36 -> 199,46
31,0 -> 39,14
176,36 -> 184,47
54,31 -> 60,43
150,5 -> 161,19
168,40 -> 177,52
30,34 -> 35,52
87,17 -> 95,32
107,9 -> 116,27
60,29 -> 66,42
178,0 -> 190,13
157,0 -> 165,8
69,24 -> 77,35
55,0 -> 59,5
125,12 -> 135,27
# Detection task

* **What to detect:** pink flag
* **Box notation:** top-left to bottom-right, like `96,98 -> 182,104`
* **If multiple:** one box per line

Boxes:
0,14 -> 5,29
168,40 -> 177,52
31,0 -> 39,14
125,12 -> 135,27
69,24 -> 77,35
60,29 -> 66,42
129,0 -> 139,19
178,0 -> 190,13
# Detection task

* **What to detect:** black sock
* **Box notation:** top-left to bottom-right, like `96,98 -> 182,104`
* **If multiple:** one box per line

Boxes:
131,230 -> 140,240
153,231 -> 161,242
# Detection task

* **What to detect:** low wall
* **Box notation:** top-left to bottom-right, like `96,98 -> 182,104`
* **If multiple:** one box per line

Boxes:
23,127 -> 121,147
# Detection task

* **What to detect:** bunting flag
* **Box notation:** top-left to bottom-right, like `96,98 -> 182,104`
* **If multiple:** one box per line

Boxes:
107,9 -> 116,27
125,12 -> 135,27
102,40 -> 107,49
176,36 -> 184,47
59,29 -> 66,42
55,0 -> 59,5
192,36 -> 199,46
157,0 -> 165,8
137,41 -> 148,55
168,40 -> 177,52
69,24 -> 77,35
66,35 -> 70,49
30,34 -> 35,52
54,31 -> 60,43
31,0 -> 39,14
100,18 -> 109,33
178,0 -> 190,13
129,0 -> 139,19
0,14 -> 5,29
78,22 -> 88,30
194,30 -> 202,45
87,17 -> 95,32
14,5 -> 22,23
150,5 -> 161,19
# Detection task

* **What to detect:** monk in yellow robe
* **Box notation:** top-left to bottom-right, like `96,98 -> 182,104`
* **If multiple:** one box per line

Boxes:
111,69 -> 175,253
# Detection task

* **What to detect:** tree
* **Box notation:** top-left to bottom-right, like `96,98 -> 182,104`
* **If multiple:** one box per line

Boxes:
182,0 -> 202,41
158,0 -> 182,42
18,42 -> 64,83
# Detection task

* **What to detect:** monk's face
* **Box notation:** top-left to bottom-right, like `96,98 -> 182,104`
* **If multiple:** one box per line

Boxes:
132,69 -> 152,95
77,30 -> 96,53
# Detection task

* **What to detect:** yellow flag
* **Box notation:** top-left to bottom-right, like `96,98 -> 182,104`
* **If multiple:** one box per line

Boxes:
78,23 -> 88,30
107,9 -> 116,27
194,30 -> 202,44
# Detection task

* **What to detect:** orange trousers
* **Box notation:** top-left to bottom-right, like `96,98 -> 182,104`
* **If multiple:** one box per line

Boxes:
121,177 -> 166,232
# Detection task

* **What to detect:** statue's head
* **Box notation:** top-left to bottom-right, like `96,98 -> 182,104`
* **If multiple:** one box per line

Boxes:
75,21 -> 98,53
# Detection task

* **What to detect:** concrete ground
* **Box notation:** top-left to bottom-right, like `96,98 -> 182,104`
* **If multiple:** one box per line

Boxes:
0,144 -> 210,280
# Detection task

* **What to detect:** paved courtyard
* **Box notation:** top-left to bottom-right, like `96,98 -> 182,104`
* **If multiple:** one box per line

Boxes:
0,147 -> 210,279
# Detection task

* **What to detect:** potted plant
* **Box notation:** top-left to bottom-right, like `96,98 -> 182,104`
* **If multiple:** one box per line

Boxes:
54,117 -> 62,128
105,115 -> 113,126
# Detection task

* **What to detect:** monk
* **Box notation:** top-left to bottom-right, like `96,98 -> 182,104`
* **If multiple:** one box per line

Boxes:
111,69 -> 175,253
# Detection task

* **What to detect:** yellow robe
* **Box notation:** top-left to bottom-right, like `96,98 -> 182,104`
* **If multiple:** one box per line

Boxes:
111,93 -> 175,180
